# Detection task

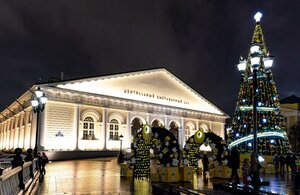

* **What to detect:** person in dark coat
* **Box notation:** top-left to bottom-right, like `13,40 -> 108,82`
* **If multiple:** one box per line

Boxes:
279,154 -> 285,174
202,153 -> 209,177
11,148 -> 24,168
286,153 -> 291,174
24,148 -> 34,162
229,147 -> 240,184
273,153 -> 279,174
37,152 -> 43,174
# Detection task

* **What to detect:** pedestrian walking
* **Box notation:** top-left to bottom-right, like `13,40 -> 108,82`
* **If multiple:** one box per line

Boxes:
250,152 -> 261,187
202,153 -> 209,178
41,152 -> 49,175
273,153 -> 279,174
279,154 -> 285,174
37,152 -> 43,174
286,153 -> 291,173
229,147 -> 240,184
290,154 -> 297,174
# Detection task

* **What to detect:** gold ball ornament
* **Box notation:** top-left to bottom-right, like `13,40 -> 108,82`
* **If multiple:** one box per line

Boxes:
142,124 -> 153,140
194,129 -> 205,144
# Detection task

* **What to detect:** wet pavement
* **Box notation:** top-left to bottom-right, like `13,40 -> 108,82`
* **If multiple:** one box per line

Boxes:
37,157 -> 300,194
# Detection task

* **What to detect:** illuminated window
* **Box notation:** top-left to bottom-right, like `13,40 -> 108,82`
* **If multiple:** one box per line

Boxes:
151,119 -> 162,128
109,119 -> 119,140
131,118 -> 143,138
82,116 -> 95,140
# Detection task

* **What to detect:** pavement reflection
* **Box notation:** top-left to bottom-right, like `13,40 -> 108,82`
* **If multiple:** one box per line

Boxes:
38,157 -> 299,195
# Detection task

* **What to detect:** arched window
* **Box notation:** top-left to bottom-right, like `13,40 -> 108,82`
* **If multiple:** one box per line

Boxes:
151,119 -> 161,128
83,116 -> 95,140
109,119 -> 119,140
131,118 -> 143,138
170,121 -> 179,140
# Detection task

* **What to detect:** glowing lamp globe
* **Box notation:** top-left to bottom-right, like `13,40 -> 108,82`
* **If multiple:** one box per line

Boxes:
35,90 -> 43,98
31,99 -> 39,108
250,56 -> 260,71
237,57 -> 247,72
40,96 -> 48,104
264,56 -> 274,69
250,44 -> 260,54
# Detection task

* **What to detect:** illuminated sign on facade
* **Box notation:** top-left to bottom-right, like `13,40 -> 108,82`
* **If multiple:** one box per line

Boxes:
123,89 -> 190,105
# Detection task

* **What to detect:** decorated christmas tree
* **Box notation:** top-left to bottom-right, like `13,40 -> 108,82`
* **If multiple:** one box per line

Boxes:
227,12 -> 291,155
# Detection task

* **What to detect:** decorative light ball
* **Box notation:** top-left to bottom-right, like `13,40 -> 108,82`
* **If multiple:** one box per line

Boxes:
194,129 -> 205,144
142,124 -> 153,140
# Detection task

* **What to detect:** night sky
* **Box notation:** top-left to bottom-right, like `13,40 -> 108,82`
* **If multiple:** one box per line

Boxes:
1,1 -> 299,117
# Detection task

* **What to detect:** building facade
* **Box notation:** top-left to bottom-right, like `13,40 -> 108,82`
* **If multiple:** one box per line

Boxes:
280,95 -> 300,128
0,68 -> 228,153
280,95 -> 300,152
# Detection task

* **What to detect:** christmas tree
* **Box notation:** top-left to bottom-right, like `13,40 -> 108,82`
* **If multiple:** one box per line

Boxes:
227,12 -> 291,155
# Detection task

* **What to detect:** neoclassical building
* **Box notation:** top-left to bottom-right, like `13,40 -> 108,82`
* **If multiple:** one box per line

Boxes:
0,68 -> 228,153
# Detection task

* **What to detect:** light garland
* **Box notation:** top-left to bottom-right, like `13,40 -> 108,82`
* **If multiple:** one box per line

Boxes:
228,131 -> 285,149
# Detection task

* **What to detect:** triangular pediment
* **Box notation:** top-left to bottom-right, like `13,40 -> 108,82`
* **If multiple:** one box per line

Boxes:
50,68 -> 225,115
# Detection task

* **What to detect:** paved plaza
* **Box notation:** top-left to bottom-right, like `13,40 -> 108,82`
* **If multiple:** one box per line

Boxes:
37,157 -> 299,195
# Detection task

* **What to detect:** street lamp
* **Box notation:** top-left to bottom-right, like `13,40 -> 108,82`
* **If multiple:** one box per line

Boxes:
264,55 -> 274,72
31,87 -> 47,157
117,134 -> 124,163
250,53 -> 260,154
237,56 -> 247,73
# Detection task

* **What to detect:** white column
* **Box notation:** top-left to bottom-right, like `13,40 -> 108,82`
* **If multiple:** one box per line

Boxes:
103,108 -> 107,150
220,122 -> 225,139
126,111 -> 131,150
18,112 -> 25,148
180,117 -> 185,149
164,116 -> 168,129
0,123 -> 3,149
23,111 -> 31,149
2,122 -> 7,149
146,113 -> 150,124
7,118 -> 13,149
13,116 -> 20,149
196,121 -> 199,131
9,118 -> 14,149
75,105 -> 81,150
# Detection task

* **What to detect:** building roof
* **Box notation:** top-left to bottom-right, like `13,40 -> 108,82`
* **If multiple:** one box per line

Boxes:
43,68 -> 228,116
280,95 -> 300,104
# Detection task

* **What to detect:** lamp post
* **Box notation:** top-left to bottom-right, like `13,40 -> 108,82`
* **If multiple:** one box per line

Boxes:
31,87 -> 47,157
118,134 -> 124,163
250,53 -> 260,154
